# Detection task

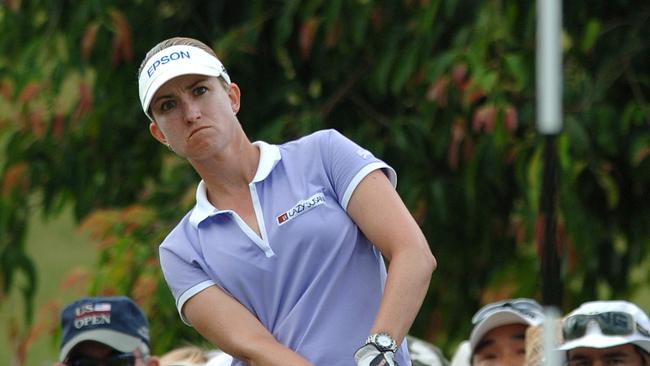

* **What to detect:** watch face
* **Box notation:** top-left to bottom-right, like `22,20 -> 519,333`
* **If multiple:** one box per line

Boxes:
377,334 -> 392,347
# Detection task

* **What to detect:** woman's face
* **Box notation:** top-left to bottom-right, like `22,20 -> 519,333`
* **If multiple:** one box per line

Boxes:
148,74 -> 241,160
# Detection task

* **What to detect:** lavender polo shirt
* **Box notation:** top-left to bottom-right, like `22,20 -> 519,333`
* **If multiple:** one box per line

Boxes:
159,129 -> 411,365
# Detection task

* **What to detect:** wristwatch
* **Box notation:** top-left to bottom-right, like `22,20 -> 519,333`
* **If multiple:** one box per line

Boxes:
365,332 -> 398,353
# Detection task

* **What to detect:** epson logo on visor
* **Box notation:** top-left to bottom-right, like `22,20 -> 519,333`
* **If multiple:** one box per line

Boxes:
146,50 -> 191,78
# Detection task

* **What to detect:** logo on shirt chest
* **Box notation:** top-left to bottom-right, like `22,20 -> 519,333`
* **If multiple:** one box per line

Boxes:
277,192 -> 326,226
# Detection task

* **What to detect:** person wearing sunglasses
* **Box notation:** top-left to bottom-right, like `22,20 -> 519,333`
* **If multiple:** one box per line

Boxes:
558,300 -> 650,366
55,296 -> 160,366
455,298 -> 545,366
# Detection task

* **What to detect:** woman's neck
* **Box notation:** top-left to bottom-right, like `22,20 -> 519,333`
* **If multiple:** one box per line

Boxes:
190,134 -> 260,203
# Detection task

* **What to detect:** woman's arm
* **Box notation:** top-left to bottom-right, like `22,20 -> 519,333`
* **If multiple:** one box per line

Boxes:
183,285 -> 314,366
347,169 -> 437,344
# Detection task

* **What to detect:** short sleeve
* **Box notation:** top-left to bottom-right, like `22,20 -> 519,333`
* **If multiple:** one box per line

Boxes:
323,129 -> 397,210
159,244 -> 215,325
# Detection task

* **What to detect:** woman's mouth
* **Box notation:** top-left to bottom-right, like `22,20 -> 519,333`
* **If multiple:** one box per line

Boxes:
188,126 -> 210,139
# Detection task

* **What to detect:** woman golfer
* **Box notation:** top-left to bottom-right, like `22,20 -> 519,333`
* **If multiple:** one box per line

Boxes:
138,36 -> 436,366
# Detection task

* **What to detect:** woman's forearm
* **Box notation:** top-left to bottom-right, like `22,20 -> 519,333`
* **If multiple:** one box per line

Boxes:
241,337 -> 314,366
370,243 -> 436,343
185,286 -> 314,366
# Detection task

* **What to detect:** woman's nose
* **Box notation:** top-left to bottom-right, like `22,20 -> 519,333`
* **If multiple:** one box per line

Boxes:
182,101 -> 201,123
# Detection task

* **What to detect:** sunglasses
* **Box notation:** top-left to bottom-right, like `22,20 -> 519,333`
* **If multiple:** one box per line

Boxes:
472,298 -> 544,325
562,311 -> 650,341
65,352 -> 137,366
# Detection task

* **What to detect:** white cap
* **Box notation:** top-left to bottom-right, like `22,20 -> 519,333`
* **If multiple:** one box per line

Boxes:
204,350 -> 233,366
138,45 -> 231,120
449,340 -> 471,366
558,300 -> 650,354
469,298 -> 545,353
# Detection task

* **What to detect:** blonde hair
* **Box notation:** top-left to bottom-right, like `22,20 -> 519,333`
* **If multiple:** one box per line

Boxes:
159,345 -> 209,366
138,37 -> 217,79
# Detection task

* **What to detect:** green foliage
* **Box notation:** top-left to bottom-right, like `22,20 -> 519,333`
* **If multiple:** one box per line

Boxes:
0,0 -> 648,360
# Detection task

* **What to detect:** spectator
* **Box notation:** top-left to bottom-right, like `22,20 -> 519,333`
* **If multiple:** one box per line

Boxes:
450,298 -> 545,366
159,345 -> 206,366
204,349 -> 233,366
158,345 -> 232,366
406,335 -> 448,366
558,300 -> 650,366
54,296 -> 159,366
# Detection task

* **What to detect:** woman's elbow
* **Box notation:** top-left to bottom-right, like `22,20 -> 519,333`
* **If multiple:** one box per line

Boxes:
427,252 -> 437,273
420,240 -> 437,274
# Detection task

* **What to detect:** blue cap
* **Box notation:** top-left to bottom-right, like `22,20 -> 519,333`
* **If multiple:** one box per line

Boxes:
59,296 -> 150,361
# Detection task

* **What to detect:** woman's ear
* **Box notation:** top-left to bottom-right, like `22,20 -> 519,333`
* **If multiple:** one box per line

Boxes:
228,82 -> 241,115
149,121 -> 167,145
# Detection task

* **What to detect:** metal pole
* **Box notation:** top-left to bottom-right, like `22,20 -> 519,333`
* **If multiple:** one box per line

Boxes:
539,136 -> 561,307
537,0 -> 562,135
536,0 -> 563,308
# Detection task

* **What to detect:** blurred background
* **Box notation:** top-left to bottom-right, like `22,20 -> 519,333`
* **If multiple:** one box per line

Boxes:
0,1 -> 648,365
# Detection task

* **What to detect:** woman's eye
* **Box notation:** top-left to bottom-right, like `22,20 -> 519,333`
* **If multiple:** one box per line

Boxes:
160,100 -> 175,112
193,86 -> 208,96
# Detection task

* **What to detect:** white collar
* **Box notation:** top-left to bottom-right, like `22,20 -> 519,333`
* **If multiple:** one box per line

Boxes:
188,141 -> 281,228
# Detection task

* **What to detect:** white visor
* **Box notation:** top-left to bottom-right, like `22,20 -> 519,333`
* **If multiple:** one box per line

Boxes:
138,45 -> 231,120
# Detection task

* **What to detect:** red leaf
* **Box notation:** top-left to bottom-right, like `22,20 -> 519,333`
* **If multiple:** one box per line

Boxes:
133,275 -> 158,305
81,22 -> 99,59
505,146 -> 517,165
508,215 -> 526,245
451,63 -> 468,90
464,83 -> 486,105
299,17 -> 319,60
462,136 -> 475,162
29,107 -> 45,138
447,118 -> 465,170
6,0 -> 19,12
18,82 -> 40,103
325,20 -> 341,48
59,268 -> 92,292
411,198 -> 428,225
370,8 -> 384,31
0,79 -> 14,99
51,113 -> 66,138
73,81 -> 93,120
426,75 -> 449,107
472,104 -> 497,133
109,9 -> 133,66
504,105 -> 518,134
2,162 -> 29,195
633,146 -> 650,166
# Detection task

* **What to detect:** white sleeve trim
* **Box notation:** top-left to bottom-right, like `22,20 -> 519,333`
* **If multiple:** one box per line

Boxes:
176,280 -> 216,326
341,162 -> 397,210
